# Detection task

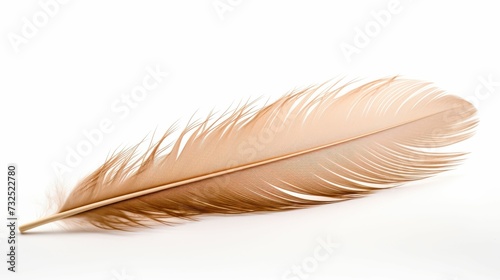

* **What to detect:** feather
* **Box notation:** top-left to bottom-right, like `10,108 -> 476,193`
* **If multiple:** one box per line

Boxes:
19,77 -> 478,233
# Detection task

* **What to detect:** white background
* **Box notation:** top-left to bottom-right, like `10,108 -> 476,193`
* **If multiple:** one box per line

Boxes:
1,1 -> 499,279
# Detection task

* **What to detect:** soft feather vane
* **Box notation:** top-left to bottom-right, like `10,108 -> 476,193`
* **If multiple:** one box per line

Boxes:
20,77 -> 477,232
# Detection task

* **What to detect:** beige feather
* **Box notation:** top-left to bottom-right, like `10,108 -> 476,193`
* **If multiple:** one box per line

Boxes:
19,77 -> 477,232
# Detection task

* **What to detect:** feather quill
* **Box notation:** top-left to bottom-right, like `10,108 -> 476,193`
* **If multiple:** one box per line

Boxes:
20,77 -> 477,232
